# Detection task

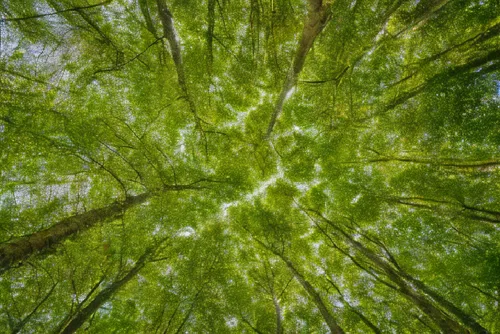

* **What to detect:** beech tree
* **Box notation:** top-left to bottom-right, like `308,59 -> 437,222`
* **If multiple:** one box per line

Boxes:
1,0 -> 499,332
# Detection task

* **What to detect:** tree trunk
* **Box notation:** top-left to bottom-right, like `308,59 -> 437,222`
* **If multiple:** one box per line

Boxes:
279,254 -> 344,334
139,0 -> 158,37
407,277 -> 490,334
310,209 -> 488,333
390,196 -> 500,225
251,233 -> 344,334
273,296 -> 283,334
266,0 -> 332,137
0,192 -> 150,274
0,184 -> 201,274
59,244 -> 158,334
156,0 -> 202,131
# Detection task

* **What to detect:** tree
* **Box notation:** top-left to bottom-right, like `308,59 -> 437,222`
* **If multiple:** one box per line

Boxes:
1,0 -> 499,332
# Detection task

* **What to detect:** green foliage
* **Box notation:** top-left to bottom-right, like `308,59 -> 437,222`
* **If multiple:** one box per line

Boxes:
1,0 -> 499,332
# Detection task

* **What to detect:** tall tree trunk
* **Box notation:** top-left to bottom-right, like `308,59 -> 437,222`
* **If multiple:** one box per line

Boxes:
0,184 -> 200,274
0,192 -> 149,274
273,296 -> 283,334
206,0 -> 216,74
309,209 -> 488,333
280,255 -> 344,334
266,0 -> 332,138
59,243 -> 161,334
389,196 -> 500,225
339,154 -> 500,170
156,0 -> 203,133
407,277 -> 490,334
53,277 -> 105,334
372,48 -> 500,119
252,232 -> 345,334
326,278 -> 381,334
139,0 -> 158,37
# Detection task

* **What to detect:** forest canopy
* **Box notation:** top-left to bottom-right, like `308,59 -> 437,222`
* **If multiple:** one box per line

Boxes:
1,0 -> 499,332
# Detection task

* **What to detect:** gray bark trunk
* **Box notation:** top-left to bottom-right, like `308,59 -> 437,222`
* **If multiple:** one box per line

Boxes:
0,193 -> 150,274
266,0 -> 331,138
310,209 -> 488,333
0,183 -> 201,274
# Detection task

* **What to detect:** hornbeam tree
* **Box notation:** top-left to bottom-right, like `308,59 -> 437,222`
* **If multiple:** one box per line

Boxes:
1,0 -> 499,332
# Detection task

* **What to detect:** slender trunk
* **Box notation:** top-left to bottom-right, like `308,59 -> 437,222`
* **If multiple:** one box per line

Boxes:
139,0 -> 158,37
207,0 -> 216,73
341,156 -> 500,170
272,296 -> 283,334
0,184 -> 201,274
393,0 -> 451,38
266,0 -> 331,137
327,278 -> 381,334
407,277 -> 490,334
310,210 -> 487,333
355,228 -> 489,334
173,287 -> 203,334
400,22 -> 500,73
59,245 -> 158,334
391,196 -> 500,225
250,232 -> 344,333
54,277 -> 105,334
161,299 -> 181,333
279,254 -> 344,334
359,48 -> 500,122
345,233 -> 463,332
156,0 -> 202,131
350,308 -> 382,334
342,233 -> 482,333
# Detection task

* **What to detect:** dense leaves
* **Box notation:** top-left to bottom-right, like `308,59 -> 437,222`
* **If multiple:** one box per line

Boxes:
1,0 -> 499,332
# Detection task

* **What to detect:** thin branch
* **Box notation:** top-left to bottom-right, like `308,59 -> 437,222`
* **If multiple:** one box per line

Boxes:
94,36 -> 164,75
12,282 -> 58,334
3,1 -> 112,22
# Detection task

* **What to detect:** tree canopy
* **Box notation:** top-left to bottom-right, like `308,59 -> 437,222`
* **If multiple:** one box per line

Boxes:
1,0 -> 499,332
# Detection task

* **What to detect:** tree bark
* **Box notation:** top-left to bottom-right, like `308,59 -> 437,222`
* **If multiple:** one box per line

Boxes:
280,255 -> 345,334
309,209 -> 488,333
273,296 -> 283,334
250,231 -> 344,334
341,154 -> 500,170
0,184 -> 201,274
54,277 -> 105,334
0,193 -> 149,274
390,196 -> 500,225
266,0 -> 332,138
156,0 -> 203,132
407,277 -> 490,334
139,0 -> 158,37
207,0 -> 216,73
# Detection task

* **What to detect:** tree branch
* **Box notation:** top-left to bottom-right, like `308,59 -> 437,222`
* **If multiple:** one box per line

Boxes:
3,1 -> 112,22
